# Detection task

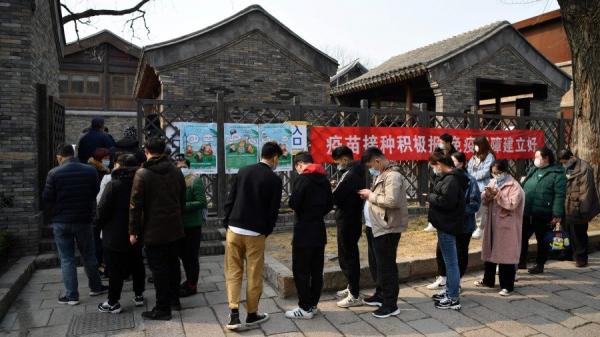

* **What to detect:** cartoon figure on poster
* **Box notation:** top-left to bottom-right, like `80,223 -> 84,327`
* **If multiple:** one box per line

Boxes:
260,124 -> 292,172
224,124 -> 259,173
180,123 -> 218,174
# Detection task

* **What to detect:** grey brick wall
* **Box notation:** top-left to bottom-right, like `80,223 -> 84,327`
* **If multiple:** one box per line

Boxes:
65,113 -> 137,146
433,48 -> 563,118
159,32 -> 330,105
0,0 -> 60,256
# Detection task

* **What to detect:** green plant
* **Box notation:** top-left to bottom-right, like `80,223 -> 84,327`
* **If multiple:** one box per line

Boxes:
0,230 -> 9,257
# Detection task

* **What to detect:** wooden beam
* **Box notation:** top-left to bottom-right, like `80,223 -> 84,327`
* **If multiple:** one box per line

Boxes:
495,96 -> 501,115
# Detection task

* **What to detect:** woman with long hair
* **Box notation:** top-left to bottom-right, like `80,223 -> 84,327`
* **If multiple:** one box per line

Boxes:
467,137 -> 495,240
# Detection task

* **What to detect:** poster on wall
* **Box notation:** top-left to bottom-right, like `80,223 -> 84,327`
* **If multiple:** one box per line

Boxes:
260,124 -> 293,172
224,123 -> 260,174
179,123 -> 218,174
285,121 -> 309,155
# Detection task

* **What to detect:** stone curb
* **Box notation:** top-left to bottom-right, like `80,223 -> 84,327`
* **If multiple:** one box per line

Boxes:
265,230 -> 600,298
0,256 -> 36,322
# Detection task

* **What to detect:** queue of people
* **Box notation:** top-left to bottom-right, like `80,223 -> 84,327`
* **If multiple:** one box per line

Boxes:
44,118 -> 599,327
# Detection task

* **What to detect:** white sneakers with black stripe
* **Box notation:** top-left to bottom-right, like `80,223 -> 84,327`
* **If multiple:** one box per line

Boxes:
285,307 -> 314,319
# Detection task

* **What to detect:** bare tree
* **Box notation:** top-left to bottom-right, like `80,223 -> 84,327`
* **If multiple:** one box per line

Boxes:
321,44 -> 374,69
60,0 -> 151,42
557,0 -> 600,189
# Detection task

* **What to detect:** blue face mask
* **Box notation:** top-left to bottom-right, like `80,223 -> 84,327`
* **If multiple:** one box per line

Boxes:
494,173 -> 507,185
369,168 -> 380,177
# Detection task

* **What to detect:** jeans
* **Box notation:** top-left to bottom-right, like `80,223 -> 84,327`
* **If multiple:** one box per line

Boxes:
146,241 -> 181,312
105,246 -> 145,304
179,227 -> 202,285
437,233 -> 472,277
337,224 -> 361,297
520,215 -> 553,266
292,245 -> 325,311
365,227 -> 382,298
482,262 -> 516,291
53,223 -> 103,299
373,232 -> 401,309
564,222 -> 589,263
437,230 -> 460,300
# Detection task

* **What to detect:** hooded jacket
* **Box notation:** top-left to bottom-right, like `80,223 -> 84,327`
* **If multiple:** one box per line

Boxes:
522,164 -> 566,218
564,158 -> 600,224
183,174 -> 208,228
289,164 -> 334,247
129,155 -> 186,245
332,161 -> 366,232
428,169 -> 468,235
109,137 -> 146,169
97,167 -> 139,252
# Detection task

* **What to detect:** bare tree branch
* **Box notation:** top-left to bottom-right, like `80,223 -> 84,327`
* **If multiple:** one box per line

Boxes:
61,0 -> 151,24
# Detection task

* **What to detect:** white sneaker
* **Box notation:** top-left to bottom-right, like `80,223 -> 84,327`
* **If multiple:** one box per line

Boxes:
335,287 -> 350,299
285,307 -> 314,319
499,289 -> 511,297
426,276 -> 446,290
311,306 -> 320,315
472,228 -> 483,239
337,293 -> 363,308
423,223 -> 437,232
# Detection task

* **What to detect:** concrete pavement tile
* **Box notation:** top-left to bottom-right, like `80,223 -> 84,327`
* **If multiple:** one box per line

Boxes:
555,290 -> 600,310
414,302 -> 484,333
573,322 -> 600,337
143,310 -> 185,337
291,315 -> 342,337
259,312 -> 298,336
396,302 -> 429,322
107,330 -> 146,337
181,306 -> 226,337
407,318 -> 460,337
460,305 -> 508,325
10,309 -> 52,330
26,324 -> 68,337
335,320 -> 383,337
571,306 -> 600,324
180,293 -> 208,309
319,300 -> 361,325
510,299 -> 587,329
47,306 -> 85,326
204,290 -> 229,305
0,312 -> 17,331
359,313 -> 423,337
517,315 -> 574,337
399,286 -> 432,305
486,319 -> 539,337
255,298 -> 282,314
461,327 -> 505,337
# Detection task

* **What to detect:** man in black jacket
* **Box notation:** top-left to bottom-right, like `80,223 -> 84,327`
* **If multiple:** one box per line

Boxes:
42,144 -> 107,305
223,142 -> 283,330
108,126 -> 146,169
97,154 -> 145,314
77,117 -> 115,163
129,137 -> 186,321
330,146 -> 366,307
285,152 -> 333,319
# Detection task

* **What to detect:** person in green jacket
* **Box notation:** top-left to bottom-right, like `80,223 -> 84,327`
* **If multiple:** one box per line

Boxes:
176,159 -> 208,297
519,146 -> 567,274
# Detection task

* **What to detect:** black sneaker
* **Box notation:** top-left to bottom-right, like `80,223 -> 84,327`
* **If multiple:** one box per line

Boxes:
363,294 -> 383,307
226,312 -> 242,330
517,262 -> 527,270
246,312 -> 269,326
133,295 -> 145,307
528,264 -> 544,274
431,290 -> 447,302
179,283 -> 197,298
171,300 -> 182,311
90,285 -> 109,297
372,306 -> 400,318
98,301 -> 122,314
147,276 -> 154,283
141,308 -> 172,321
58,296 -> 79,305
435,297 -> 461,310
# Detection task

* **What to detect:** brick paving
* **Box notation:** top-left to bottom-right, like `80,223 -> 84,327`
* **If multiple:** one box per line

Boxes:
2,253 -> 600,337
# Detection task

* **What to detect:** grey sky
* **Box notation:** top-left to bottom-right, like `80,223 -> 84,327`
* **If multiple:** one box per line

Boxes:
63,0 -> 559,68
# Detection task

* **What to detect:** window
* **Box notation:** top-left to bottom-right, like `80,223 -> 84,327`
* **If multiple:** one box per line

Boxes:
86,75 -> 100,95
59,75 -> 69,93
70,75 -> 84,94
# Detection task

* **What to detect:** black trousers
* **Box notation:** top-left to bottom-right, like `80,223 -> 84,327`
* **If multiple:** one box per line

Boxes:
437,233 -> 472,277
482,262 -> 516,292
564,222 -> 589,263
365,227 -> 381,297
520,215 -> 553,266
94,226 -> 104,267
373,232 -> 401,310
292,245 -> 325,311
179,227 -> 202,286
146,241 -> 181,312
104,246 -> 145,304
337,224 -> 361,297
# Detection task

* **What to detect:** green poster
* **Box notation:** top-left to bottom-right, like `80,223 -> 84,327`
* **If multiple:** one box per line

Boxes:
224,123 -> 259,173
180,123 -> 218,174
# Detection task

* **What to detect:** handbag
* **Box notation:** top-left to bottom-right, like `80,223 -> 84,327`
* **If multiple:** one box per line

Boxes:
546,222 -> 570,251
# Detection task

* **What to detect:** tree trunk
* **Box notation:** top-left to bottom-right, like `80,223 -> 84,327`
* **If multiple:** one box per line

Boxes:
559,0 -> 600,190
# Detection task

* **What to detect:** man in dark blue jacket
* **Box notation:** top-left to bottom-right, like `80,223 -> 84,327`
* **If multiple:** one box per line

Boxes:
77,118 -> 115,163
42,144 -> 107,305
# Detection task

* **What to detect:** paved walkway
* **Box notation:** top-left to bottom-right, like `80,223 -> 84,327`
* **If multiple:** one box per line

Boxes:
2,252 -> 600,337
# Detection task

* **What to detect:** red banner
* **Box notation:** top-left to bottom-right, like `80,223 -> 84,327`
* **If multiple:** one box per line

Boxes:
309,127 -> 544,163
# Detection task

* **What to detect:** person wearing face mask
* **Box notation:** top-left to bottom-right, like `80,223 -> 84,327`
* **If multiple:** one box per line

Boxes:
519,146 -> 567,274
175,159 -> 207,297
223,142 -> 283,330
330,146 -> 366,307
427,152 -> 468,310
475,159 -> 524,297
467,137 -> 496,240
427,152 -> 480,291
285,152 -> 333,320
558,150 -> 600,267
358,147 -> 408,318
88,147 -> 111,277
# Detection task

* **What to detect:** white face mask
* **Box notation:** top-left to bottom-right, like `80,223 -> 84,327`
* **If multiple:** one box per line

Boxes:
180,168 -> 191,176
534,158 -> 546,168
474,145 -> 480,153
102,159 -> 110,167
438,143 -> 446,150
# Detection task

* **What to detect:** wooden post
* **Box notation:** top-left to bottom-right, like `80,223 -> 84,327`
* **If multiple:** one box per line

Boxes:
216,92 -> 226,219
417,105 -> 430,206
136,100 -> 144,145
405,84 -> 413,111
558,118 -> 566,151
495,96 -> 501,115
516,116 -> 527,179
359,99 -> 369,127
